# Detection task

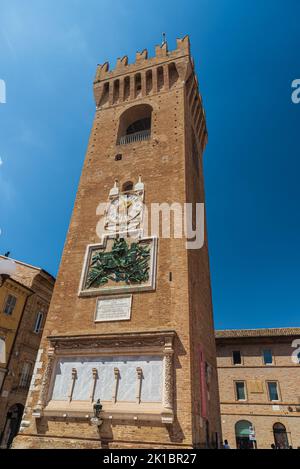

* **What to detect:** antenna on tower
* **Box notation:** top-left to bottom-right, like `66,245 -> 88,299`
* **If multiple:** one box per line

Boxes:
162,32 -> 166,45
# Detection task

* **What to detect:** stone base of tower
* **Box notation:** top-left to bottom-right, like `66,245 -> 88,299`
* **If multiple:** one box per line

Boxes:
13,435 -> 194,450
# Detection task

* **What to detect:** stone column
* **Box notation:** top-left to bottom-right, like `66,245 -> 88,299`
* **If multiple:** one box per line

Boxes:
152,68 -> 158,94
141,71 -> 147,98
163,336 -> 174,410
119,77 -> 125,102
130,75 -> 135,100
37,346 -> 56,408
108,80 -> 114,106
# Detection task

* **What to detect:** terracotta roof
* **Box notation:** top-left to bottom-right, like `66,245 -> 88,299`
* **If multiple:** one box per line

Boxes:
215,327 -> 300,339
0,255 -> 55,282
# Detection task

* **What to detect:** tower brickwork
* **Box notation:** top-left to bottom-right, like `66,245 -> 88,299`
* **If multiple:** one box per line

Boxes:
13,36 -> 221,449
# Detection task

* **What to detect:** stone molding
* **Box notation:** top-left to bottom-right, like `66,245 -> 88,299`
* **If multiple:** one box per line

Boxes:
78,233 -> 158,297
36,331 -> 176,424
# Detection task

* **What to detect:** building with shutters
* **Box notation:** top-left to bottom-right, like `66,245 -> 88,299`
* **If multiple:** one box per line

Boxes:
216,328 -> 300,449
0,256 -> 55,448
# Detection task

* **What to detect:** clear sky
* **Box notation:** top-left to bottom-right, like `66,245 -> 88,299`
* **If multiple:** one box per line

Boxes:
1,0 -> 300,329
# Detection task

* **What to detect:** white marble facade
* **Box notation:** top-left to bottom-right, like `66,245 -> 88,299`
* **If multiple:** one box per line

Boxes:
51,355 -> 163,403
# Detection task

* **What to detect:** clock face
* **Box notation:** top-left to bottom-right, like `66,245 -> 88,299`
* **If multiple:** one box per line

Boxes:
126,194 -> 144,222
106,194 -> 143,226
106,198 -> 119,224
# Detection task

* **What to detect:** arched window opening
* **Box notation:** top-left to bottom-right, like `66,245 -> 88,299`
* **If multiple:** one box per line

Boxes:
99,82 -> 109,107
122,181 -> 134,192
124,76 -> 130,101
146,70 -> 153,95
0,404 -> 24,448
126,117 -> 150,135
135,73 -> 142,98
117,104 -> 152,145
169,63 -> 179,89
157,66 -> 164,91
273,423 -> 289,449
113,80 -> 120,104
235,420 -> 256,449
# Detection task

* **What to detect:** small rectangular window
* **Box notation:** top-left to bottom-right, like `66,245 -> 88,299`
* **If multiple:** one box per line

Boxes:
267,381 -> 279,401
0,337 -> 6,363
232,350 -> 242,365
33,312 -> 44,334
3,294 -> 17,315
19,362 -> 32,388
235,381 -> 246,400
263,349 -> 273,365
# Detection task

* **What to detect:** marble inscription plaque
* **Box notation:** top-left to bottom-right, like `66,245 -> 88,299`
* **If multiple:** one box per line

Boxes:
95,295 -> 132,322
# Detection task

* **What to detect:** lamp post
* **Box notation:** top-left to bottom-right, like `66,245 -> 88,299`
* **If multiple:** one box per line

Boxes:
93,399 -> 103,418
91,399 -> 103,428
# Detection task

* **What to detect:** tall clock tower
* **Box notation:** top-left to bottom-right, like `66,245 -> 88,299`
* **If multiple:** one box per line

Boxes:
14,36 -> 221,449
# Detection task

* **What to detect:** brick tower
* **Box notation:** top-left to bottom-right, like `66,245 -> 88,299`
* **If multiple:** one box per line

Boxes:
14,36 -> 221,449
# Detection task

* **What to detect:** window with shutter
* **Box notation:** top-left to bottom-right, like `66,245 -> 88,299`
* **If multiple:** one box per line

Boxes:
33,312 -> 44,334
19,362 -> 32,389
3,294 -> 17,315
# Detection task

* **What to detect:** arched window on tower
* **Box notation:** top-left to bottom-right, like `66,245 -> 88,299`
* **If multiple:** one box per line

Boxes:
146,70 -> 153,95
134,73 -> 142,98
168,63 -> 179,89
157,66 -> 164,91
113,80 -> 120,104
117,104 -> 152,145
124,76 -> 130,101
99,82 -> 109,107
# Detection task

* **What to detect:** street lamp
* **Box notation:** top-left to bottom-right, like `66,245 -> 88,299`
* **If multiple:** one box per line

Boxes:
93,399 -> 103,419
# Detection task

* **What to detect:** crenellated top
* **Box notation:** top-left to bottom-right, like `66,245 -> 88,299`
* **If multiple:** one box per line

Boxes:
93,35 -> 207,150
94,36 -> 190,83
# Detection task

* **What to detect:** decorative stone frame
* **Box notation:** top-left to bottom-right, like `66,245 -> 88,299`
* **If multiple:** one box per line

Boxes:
35,330 -> 175,424
94,295 -> 132,323
78,232 -> 158,296
104,184 -> 145,234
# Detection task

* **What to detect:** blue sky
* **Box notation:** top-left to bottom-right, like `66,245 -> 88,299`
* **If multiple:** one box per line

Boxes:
0,0 -> 300,329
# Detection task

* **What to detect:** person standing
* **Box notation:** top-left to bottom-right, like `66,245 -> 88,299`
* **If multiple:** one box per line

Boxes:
223,439 -> 231,449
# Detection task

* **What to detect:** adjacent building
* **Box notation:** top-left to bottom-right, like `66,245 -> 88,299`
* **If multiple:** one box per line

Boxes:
0,273 -> 32,392
0,256 -> 55,448
13,36 -> 221,449
216,328 -> 300,449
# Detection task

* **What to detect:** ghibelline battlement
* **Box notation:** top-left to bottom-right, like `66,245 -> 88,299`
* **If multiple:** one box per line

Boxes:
94,36 -> 190,83
93,35 -> 207,151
